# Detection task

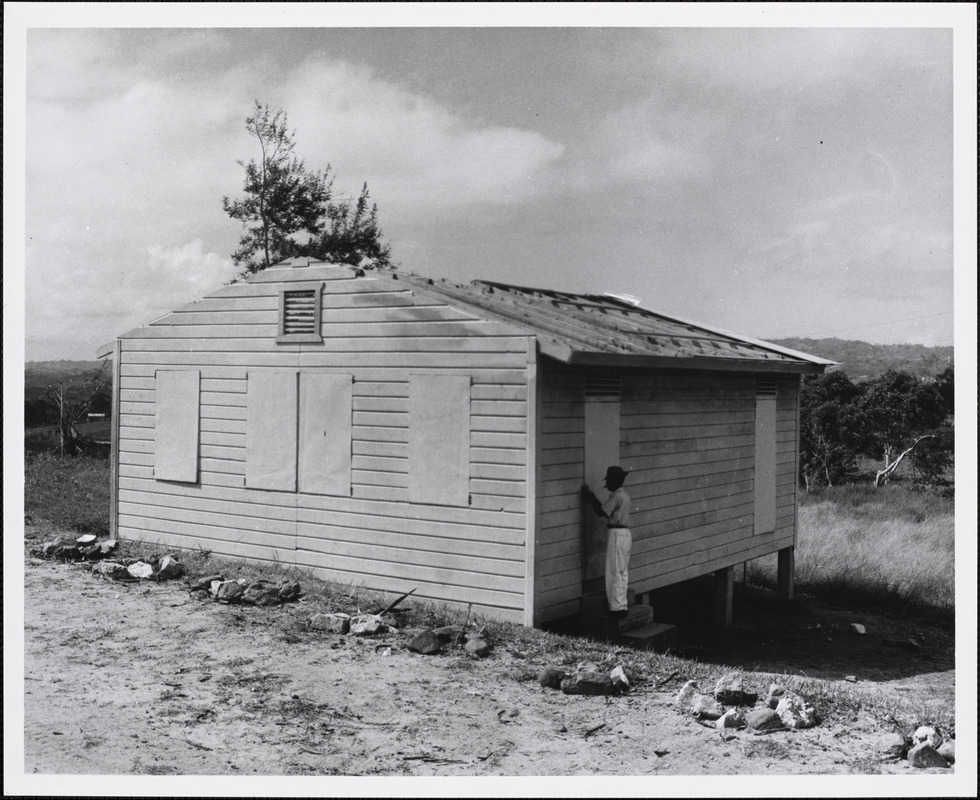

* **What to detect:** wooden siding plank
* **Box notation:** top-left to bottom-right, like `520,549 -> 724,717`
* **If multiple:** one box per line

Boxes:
294,531 -> 523,578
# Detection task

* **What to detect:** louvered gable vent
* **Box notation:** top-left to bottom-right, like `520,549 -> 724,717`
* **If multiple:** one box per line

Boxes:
585,377 -> 621,401
756,378 -> 777,397
283,290 -> 316,334
277,284 -> 323,343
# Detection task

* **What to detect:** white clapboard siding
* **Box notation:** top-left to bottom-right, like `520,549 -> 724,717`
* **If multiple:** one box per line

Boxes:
534,364 -> 800,623
114,272 -> 533,621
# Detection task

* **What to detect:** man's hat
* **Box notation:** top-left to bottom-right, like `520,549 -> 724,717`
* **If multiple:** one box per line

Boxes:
605,466 -> 628,482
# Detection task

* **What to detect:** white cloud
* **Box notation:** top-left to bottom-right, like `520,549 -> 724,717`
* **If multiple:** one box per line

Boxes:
281,59 -> 565,212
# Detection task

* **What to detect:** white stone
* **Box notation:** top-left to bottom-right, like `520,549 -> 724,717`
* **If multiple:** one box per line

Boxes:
912,726 -> 941,749
776,694 -> 817,729
126,561 -> 154,579
849,623 -> 866,634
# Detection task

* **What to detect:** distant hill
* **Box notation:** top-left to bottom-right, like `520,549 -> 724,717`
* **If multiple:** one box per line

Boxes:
770,338 -> 953,382
25,361 -> 106,394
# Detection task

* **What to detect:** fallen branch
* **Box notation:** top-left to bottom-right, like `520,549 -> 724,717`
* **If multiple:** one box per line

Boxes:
584,723 -> 606,739
375,587 -> 416,616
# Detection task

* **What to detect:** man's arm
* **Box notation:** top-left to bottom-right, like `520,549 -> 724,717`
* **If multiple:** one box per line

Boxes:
581,485 -> 607,518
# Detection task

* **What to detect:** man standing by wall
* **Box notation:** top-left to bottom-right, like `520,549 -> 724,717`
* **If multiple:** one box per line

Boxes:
582,466 -> 632,619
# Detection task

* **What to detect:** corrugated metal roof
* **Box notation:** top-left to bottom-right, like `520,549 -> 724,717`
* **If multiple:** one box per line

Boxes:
393,274 -> 834,374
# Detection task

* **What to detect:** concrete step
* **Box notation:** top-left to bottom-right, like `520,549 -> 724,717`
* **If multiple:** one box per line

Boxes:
582,602 -> 653,637
619,622 -> 678,651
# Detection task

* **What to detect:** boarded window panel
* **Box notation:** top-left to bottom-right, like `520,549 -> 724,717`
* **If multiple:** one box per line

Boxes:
754,393 -> 777,534
246,371 -> 298,491
155,370 -> 200,482
408,375 -> 470,506
299,373 -> 352,495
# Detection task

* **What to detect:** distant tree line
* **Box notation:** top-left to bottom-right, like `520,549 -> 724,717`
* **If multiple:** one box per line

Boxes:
799,366 -> 954,491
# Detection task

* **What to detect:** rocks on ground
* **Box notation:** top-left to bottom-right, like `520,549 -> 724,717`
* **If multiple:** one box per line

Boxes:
192,576 -> 302,607
537,661 -> 631,696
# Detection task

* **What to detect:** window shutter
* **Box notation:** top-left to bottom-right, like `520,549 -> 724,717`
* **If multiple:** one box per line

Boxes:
154,370 -> 200,483
408,375 -> 470,506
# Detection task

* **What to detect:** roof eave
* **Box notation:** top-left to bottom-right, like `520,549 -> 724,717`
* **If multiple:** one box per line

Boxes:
563,351 -> 828,374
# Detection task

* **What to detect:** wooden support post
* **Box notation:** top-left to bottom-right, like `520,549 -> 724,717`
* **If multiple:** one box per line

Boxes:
777,546 -> 795,603
713,566 -> 734,627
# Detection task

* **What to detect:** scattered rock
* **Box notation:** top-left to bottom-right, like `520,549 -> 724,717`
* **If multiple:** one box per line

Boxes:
765,683 -> 788,709
912,726 -> 941,749
433,626 -> 463,643
849,623 -> 866,635
937,740 -> 955,764
560,671 -> 614,696
907,742 -> 950,769
97,540 -> 119,557
309,613 -> 351,634
746,708 -> 784,732
713,672 -> 755,705
844,675 -> 857,683
715,708 -> 746,729
156,555 -> 185,580
538,666 -> 567,690
349,614 -> 386,636
76,534 -> 97,545
775,694 -> 817,729
126,561 -> 154,579
406,629 -> 442,654
676,680 -> 700,707
463,637 -> 491,658
610,665 -> 629,692
691,695 -> 725,721
209,580 -> 224,597
242,581 -> 282,606
93,561 -> 130,580
191,574 -> 224,592
277,580 -> 301,602
215,581 -> 244,603
875,731 -> 909,761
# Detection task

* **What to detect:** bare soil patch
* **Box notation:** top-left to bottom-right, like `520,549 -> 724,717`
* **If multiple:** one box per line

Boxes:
22,537 -> 955,778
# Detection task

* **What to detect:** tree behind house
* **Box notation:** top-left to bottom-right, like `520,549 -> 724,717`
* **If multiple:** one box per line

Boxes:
223,101 -> 392,276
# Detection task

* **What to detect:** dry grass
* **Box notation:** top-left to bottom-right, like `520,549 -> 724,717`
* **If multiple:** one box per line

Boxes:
24,452 -> 111,535
748,484 -> 954,622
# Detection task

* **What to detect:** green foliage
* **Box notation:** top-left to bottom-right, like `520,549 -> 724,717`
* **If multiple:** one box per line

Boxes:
799,372 -> 868,487
25,452 -> 111,534
799,366 -> 954,490
223,102 -> 332,275
857,370 -> 947,462
223,101 -> 392,276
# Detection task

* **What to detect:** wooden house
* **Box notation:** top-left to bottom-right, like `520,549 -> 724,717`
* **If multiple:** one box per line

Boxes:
99,259 -> 833,626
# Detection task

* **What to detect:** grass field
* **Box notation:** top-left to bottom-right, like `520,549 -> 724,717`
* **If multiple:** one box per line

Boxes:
748,484 -> 955,623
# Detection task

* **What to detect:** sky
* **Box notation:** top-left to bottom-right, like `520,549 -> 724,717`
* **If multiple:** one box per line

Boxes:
6,7 -> 975,363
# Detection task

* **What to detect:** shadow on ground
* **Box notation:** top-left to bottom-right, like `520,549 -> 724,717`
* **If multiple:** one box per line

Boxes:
547,577 -> 954,684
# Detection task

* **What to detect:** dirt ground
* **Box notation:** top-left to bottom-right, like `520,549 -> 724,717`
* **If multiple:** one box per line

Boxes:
19,541 -> 959,784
